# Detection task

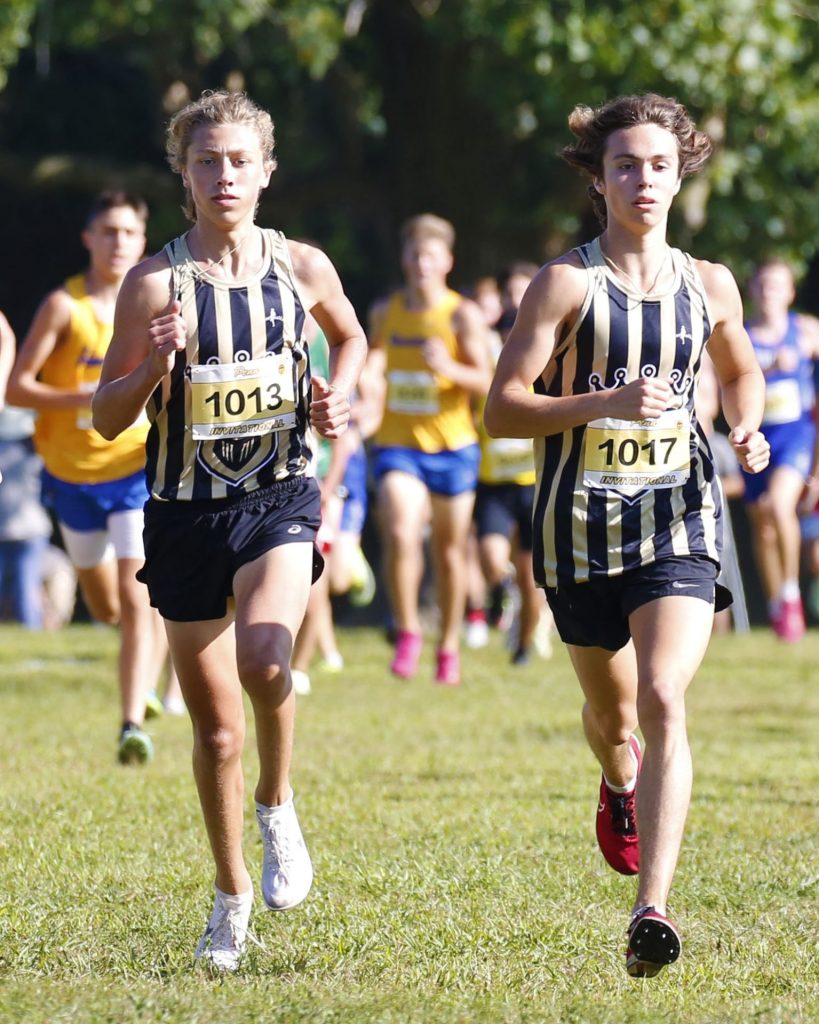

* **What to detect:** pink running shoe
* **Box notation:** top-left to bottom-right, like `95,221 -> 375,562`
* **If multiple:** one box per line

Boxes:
391,630 -> 422,679
773,597 -> 805,642
435,649 -> 461,686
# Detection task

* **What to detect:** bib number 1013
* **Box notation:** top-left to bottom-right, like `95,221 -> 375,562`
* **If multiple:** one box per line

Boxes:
203,381 -> 284,419
189,353 -> 296,440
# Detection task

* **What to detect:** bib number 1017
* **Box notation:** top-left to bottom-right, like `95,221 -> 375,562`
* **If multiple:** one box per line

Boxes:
583,410 -> 691,494
596,434 -> 677,469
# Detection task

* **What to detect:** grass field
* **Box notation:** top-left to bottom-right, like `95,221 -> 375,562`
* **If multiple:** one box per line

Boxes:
0,622 -> 816,1023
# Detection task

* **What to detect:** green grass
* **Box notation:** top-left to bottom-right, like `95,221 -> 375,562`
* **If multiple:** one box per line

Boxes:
0,623 -> 816,1023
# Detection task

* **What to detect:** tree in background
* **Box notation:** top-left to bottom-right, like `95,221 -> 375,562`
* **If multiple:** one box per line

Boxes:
1,0 -> 817,332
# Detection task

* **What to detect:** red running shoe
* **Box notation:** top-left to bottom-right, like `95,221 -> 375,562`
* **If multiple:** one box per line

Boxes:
435,649 -> 461,686
596,734 -> 641,875
390,630 -> 422,679
626,905 -> 682,978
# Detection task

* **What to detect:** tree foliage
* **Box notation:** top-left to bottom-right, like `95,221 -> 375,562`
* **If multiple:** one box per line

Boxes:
1,0 -> 817,330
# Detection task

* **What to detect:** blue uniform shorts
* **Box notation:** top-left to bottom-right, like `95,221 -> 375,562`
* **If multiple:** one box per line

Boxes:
544,555 -> 730,651
41,469 -> 148,531
339,445 -> 369,536
742,417 -> 814,503
372,443 -> 479,497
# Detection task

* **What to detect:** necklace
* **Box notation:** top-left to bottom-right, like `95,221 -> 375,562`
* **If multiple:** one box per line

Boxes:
195,228 -> 257,275
601,246 -> 671,299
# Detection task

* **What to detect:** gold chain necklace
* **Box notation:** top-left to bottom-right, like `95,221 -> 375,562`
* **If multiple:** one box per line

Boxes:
602,247 -> 671,299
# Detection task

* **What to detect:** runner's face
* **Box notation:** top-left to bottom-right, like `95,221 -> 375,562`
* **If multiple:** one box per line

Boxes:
594,124 -> 681,231
504,272 -> 533,311
751,265 -> 795,319
182,123 -> 273,226
82,206 -> 146,282
401,238 -> 453,290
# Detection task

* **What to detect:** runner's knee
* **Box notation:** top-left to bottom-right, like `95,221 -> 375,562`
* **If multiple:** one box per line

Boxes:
193,722 -> 244,764
636,680 -> 686,734
584,701 -> 635,746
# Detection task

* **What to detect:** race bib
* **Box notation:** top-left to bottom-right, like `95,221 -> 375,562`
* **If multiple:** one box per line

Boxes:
763,378 -> 801,425
387,370 -> 439,415
583,409 -> 691,496
189,353 -> 295,440
76,382 -> 97,431
484,437 -> 534,481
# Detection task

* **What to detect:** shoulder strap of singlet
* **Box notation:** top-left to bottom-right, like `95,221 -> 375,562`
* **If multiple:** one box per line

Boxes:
64,273 -> 86,302
677,250 -> 714,332
548,242 -> 598,362
163,235 -> 194,302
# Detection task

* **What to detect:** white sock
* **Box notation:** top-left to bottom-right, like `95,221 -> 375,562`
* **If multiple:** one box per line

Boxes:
215,884 -> 253,906
780,580 -> 800,602
605,774 -> 638,794
604,741 -> 639,793
255,793 -> 293,818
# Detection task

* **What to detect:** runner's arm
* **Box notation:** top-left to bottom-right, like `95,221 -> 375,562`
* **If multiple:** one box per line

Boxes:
485,259 -> 675,438
92,257 -> 182,439
6,290 -> 90,411
700,260 -> 769,474
422,299 -> 492,396
0,311 -> 15,406
290,240 -> 367,439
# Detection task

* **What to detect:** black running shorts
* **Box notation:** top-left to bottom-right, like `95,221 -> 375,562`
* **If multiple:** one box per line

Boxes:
474,482 -> 535,550
138,475 -> 323,622
544,555 -> 731,651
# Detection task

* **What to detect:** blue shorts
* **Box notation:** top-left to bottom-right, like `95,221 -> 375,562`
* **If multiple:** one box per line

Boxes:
474,482 -> 535,550
372,444 -> 479,497
544,556 -> 730,651
41,469 -> 148,531
743,417 -> 814,503
138,475 -> 324,622
339,445 -> 368,536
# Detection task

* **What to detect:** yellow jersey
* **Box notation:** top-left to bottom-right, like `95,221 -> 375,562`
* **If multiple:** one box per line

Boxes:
34,274 -> 149,484
374,289 -> 478,453
477,334 -> 535,485
478,410 -> 536,486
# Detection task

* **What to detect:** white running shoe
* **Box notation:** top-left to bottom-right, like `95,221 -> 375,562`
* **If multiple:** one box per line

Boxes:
256,795 -> 313,911
291,669 -> 311,695
162,695 -> 186,716
194,885 -> 254,972
464,617 -> 490,649
318,650 -> 344,673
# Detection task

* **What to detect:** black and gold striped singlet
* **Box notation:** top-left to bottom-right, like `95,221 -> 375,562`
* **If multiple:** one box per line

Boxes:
532,237 -> 723,588
145,229 -> 312,501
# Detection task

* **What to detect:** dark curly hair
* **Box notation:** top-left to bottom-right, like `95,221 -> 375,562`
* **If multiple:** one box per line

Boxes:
562,94 -> 713,228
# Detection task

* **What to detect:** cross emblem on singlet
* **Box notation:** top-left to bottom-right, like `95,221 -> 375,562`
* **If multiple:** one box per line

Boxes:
266,308 -> 283,329
676,326 -> 692,346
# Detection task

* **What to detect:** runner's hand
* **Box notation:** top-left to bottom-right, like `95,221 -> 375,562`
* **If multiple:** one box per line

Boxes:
729,427 -> 770,474
148,300 -> 186,378
422,336 -> 453,376
311,374 -> 350,439
604,377 -> 674,420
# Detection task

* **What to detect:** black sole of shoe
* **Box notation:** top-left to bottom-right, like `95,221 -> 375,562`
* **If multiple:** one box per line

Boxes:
626,916 -> 681,978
